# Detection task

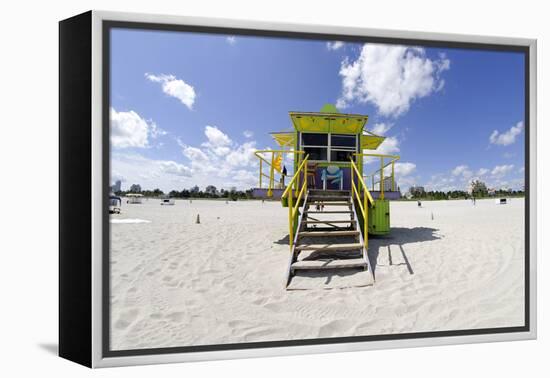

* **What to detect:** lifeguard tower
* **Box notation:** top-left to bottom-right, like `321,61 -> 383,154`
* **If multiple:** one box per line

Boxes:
253,104 -> 401,287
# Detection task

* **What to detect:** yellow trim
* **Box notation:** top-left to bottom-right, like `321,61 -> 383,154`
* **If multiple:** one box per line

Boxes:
354,153 -> 400,198
282,155 -> 309,248
350,158 -> 374,204
392,161 -> 395,191
270,132 -> 295,147
254,150 -> 305,197
380,158 -> 385,200
350,158 -> 374,249
269,153 -> 275,197
360,134 -> 386,150
289,112 -> 369,134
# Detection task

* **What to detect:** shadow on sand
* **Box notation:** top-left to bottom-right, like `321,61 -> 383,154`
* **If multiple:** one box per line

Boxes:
368,227 -> 441,278
274,234 -> 291,245
275,226 -> 441,280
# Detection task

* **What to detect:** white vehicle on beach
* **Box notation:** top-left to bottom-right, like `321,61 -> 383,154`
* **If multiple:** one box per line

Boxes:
160,197 -> 175,205
109,195 -> 121,214
126,193 -> 143,204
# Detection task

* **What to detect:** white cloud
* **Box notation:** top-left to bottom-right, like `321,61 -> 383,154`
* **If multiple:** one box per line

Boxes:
176,126 -> 259,189
425,174 -> 457,192
110,108 -> 161,148
243,130 -> 254,138
204,125 -> 231,146
226,142 -> 257,167
425,161 -> 523,192
489,121 -> 524,146
226,36 -> 237,45
327,41 -> 344,50
202,125 -> 232,156
335,98 -> 348,110
182,146 -> 209,163
491,164 -> 514,177
394,162 -> 416,176
362,135 -> 400,166
111,153 -> 193,192
375,136 -> 400,155
231,170 -> 256,187
337,44 -> 450,117
158,161 -> 192,177
145,73 -> 196,109
476,168 -> 489,176
452,165 -> 473,178
112,136 -> 259,191
370,122 -> 393,136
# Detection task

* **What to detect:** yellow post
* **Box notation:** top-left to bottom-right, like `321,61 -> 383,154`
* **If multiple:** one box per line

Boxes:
364,187 -> 368,250
304,162 -> 308,195
351,162 -> 354,192
259,159 -> 263,188
288,187 -> 294,248
293,162 -> 297,193
391,161 -> 395,192
268,152 -> 275,197
380,157 -> 385,200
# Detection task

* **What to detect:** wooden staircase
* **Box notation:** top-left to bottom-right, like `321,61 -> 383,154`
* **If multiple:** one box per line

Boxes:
285,189 -> 374,288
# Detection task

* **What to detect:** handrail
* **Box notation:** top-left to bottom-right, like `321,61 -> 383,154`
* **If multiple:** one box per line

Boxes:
354,153 -> 400,197
254,149 -> 305,197
350,158 -> 373,249
282,155 -> 309,248
357,153 -> 400,160
350,158 -> 374,204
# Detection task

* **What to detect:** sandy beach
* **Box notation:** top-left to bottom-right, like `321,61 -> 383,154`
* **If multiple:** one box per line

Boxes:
109,197 -> 525,350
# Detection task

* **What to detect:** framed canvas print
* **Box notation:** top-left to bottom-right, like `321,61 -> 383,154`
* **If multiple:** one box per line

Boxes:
59,10 -> 537,368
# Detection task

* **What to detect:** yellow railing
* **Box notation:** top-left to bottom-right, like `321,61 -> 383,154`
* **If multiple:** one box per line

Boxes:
355,153 -> 400,200
254,150 -> 305,197
350,158 -> 374,248
281,155 -> 309,248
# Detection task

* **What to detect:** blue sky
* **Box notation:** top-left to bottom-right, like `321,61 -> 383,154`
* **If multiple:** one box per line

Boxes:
110,28 -> 526,192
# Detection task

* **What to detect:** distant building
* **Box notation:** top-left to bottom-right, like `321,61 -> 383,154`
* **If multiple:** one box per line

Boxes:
111,180 -> 122,193
129,184 -> 142,193
409,185 -> 425,197
380,178 -> 397,192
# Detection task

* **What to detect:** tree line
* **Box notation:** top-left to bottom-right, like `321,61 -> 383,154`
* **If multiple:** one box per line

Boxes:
114,185 -> 254,201
409,189 -> 524,200
408,180 -> 524,200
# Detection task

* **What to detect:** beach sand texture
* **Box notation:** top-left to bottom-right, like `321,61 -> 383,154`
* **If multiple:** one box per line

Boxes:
110,198 -> 525,350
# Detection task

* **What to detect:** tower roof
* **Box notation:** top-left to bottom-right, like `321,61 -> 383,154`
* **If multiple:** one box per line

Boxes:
270,104 -> 386,150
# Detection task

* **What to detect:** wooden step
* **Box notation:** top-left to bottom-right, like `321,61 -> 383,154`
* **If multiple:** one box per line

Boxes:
302,220 -> 354,224
295,243 -> 363,251
298,230 -> 360,237
308,202 -> 350,206
309,189 -> 350,195
309,196 -> 350,201
305,210 -> 353,214
303,227 -> 355,232
291,258 -> 366,270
